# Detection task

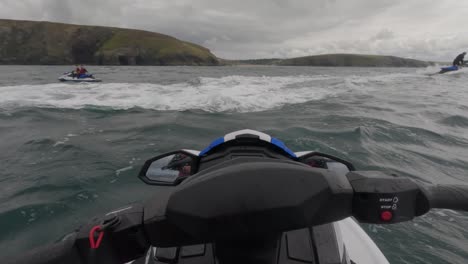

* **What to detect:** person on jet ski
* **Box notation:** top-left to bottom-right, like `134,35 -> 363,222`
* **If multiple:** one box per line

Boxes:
157,153 -> 193,177
452,52 -> 466,66
71,65 -> 80,78
165,153 -> 192,176
178,164 -> 192,177
77,65 -> 88,78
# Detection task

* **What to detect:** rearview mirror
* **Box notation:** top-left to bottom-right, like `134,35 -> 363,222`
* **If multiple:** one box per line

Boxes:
138,151 -> 199,185
298,152 -> 355,172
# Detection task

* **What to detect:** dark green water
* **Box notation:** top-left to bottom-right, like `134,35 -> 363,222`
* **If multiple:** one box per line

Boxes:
0,65 -> 468,263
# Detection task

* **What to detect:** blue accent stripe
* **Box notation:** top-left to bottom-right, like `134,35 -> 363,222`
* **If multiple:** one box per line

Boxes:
271,137 -> 297,158
199,137 -> 225,156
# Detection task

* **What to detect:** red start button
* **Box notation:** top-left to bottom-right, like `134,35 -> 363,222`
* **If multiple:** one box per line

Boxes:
380,211 -> 393,221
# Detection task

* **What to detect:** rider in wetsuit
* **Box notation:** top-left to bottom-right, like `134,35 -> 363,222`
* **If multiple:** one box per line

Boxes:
452,52 -> 466,66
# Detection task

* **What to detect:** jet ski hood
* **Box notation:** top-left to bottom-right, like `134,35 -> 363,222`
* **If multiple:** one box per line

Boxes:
199,129 -> 297,158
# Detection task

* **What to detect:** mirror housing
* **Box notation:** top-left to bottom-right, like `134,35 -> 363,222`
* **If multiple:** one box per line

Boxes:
138,150 -> 199,186
297,152 -> 355,171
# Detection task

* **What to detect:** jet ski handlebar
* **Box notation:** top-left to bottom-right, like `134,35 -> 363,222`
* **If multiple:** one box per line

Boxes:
422,184 -> 468,211
346,171 -> 468,223
7,165 -> 468,264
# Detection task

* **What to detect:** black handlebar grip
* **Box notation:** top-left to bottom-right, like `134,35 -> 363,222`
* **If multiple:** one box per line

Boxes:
423,184 -> 468,211
5,234 -> 82,264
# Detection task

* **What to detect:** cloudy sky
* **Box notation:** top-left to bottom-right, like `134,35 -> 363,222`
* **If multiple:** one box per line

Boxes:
1,0 -> 467,60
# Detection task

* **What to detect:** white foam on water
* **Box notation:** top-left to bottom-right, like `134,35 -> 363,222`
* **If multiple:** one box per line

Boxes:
0,75 -> 342,113
115,166 -> 133,176
341,70 -> 430,93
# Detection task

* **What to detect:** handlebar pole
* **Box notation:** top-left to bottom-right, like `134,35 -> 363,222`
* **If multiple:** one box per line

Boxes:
422,184 -> 468,211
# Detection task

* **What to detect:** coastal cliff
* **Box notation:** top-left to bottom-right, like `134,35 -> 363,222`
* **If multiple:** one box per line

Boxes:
0,19 -> 219,65
225,54 -> 430,67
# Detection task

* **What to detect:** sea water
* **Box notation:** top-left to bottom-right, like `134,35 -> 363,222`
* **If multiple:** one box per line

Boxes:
0,65 -> 467,263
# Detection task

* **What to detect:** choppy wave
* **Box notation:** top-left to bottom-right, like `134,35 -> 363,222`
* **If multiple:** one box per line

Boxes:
438,115 -> 468,127
0,75 -> 343,112
1,69 -> 467,114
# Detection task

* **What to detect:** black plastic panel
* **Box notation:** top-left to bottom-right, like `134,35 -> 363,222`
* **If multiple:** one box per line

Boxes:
286,229 -> 315,263
155,247 -> 178,262
181,245 -> 206,258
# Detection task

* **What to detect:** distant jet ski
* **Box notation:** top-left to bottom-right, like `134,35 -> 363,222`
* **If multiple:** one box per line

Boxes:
433,52 -> 468,74
58,72 -> 102,82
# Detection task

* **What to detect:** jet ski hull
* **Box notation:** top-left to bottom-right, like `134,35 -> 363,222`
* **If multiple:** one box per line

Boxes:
439,65 -> 459,74
58,73 -> 102,82
130,217 -> 388,264
58,77 -> 102,82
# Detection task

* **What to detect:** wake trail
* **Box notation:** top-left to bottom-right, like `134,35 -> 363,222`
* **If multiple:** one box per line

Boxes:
0,75 -> 342,113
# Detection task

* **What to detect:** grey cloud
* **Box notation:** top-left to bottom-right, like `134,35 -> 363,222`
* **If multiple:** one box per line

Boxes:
372,29 -> 395,41
0,0 -> 466,60
40,0 -> 125,26
42,0 -> 73,23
